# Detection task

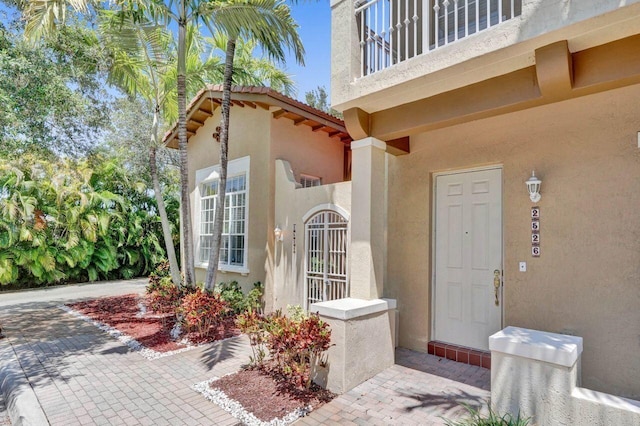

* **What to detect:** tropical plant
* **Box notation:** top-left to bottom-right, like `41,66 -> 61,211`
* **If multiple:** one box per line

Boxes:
178,288 -> 229,335
0,155 -> 176,287
99,12 -> 202,287
444,405 -> 532,426
236,309 -> 268,366
205,33 -> 295,98
147,276 -> 182,314
215,281 -> 263,314
238,306 -> 332,390
203,0 -> 305,291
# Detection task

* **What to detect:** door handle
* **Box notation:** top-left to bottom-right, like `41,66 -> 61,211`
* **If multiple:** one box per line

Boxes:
493,269 -> 501,306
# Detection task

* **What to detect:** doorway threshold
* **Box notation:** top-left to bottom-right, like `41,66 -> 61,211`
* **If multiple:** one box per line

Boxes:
428,341 -> 491,369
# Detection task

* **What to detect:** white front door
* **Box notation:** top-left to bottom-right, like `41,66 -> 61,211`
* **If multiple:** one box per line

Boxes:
434,168 -> 502,351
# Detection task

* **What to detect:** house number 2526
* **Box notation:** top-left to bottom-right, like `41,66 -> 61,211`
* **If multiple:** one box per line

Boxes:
531,206 -> 540,257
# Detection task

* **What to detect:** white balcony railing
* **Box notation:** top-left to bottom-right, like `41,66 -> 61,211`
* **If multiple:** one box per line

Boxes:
355,0 -> 522,76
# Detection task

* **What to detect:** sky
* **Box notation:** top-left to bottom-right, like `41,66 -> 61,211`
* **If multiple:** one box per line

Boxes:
284,1 -> 333,101
0,0 -> 333,102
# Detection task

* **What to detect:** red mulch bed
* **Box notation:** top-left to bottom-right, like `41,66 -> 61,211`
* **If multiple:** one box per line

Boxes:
212,367 -> 335,422
67,294 -> 239,353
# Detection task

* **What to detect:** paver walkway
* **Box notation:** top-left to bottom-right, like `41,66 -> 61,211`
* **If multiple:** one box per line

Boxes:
0,280 -> 490,425
301,349 -> 490,425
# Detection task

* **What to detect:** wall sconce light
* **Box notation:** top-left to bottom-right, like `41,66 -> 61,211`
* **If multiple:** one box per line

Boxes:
526,171 -> 542,203
274,226 -> 284,242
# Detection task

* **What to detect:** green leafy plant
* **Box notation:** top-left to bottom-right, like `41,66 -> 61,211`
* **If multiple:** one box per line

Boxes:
215,281 -> 263,314
444,404 -> 531,426
236,309 -> 268,366
0,155 -> 178,289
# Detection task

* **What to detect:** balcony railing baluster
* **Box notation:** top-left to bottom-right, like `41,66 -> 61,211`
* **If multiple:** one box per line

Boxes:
356,0 -> 522,76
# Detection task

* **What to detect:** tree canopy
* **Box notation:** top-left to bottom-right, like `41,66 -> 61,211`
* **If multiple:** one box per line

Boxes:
0,22 -> 112,158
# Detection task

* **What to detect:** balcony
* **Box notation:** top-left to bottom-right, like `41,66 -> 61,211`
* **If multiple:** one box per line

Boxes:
356,0 -> 522,77
331,0 -> 640,116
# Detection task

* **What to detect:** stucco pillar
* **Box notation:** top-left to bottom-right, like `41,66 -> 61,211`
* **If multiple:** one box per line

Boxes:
330,0 -> 361,108
490,327 -> 640,425
349,137 -> 386,300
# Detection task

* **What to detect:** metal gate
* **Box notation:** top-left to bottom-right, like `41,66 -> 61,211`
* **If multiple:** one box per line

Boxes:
304,210 -> 349,310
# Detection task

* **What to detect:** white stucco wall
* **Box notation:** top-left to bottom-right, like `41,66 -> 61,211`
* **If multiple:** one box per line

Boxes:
491,327 -> 640,426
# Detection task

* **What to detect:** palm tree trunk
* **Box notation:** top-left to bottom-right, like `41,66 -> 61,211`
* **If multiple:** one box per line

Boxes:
177,3 -> 196,288
149,105 -> 181,287
204,37 -> 236,291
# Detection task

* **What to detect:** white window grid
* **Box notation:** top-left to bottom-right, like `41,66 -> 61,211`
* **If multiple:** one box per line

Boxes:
300,174 -> 322,188
199,174 -> 247,267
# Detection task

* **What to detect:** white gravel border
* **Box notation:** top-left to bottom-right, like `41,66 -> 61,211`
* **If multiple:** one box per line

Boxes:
58,304 -> 198,360
192,377 -> 312,426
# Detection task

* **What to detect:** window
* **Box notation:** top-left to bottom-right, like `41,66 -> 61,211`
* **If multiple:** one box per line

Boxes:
196,156 -> 250,273
300,174 -> 322,188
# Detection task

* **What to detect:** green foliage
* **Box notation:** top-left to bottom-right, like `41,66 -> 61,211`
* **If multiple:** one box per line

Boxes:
237,306 -> 332,390
304,86 -> 343,119
215,281 -> 263,314
0,154 -> 179,288
444,405 -> 532,426
236,309 -> 268,366
0,22 -> 112,158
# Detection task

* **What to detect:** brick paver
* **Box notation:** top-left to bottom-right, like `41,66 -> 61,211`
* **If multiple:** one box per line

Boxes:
0,282 -> 247,426
302,348 -> 490,425
1,281 -> 491,426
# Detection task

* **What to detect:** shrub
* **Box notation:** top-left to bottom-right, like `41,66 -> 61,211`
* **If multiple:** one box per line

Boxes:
147,276 -> 181,314
147,260 -> 171,292
215,281 -> 264,314
239,306 -> 332,390
179,288 -> 228,336
444,405 -> 531,426
236,309 -> 268,366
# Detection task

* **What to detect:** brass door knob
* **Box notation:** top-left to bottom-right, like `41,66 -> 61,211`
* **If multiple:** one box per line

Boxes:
493,269 -> 501,306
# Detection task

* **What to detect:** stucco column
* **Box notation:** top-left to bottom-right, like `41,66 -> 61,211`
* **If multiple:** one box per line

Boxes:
350,137 -> 386,300
330,0 -> 361,108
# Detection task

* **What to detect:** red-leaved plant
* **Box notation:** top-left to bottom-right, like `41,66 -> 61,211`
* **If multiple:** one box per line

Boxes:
239,307 -> 332,390
179,288 -> 228,336
147,278 -> 181,314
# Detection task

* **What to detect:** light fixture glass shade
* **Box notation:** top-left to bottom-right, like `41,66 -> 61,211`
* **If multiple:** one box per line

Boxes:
274,226 -> 284,241
526,171 -> 542,203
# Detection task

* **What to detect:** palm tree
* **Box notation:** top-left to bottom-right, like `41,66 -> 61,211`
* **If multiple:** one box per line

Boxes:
100,12 -> 219,287
100,12 -> 297,288
20,0 -> 304,289
202,0 -> 304,290
206,33 -> 296,97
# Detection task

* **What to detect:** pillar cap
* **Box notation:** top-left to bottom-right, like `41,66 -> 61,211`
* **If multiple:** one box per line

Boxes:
489,326 -> 583,367
351,137 -> 386,151
310,298 -> 396,320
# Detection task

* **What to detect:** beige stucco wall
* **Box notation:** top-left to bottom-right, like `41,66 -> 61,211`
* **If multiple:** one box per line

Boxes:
386,83 -> 640,399
265,115 -> 347,311
185,105 -> 347,304
186,107 -> 271,291
270,116 -> 346,185
331,0 -> 640,113
272,160 -> 351,311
